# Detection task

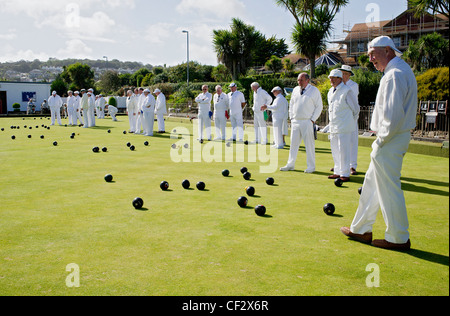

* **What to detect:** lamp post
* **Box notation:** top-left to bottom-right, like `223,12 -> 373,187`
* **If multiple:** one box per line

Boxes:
103,56 -> 108,70
182,30 -> 189,87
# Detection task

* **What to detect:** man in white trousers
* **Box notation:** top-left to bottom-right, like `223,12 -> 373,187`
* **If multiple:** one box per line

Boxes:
154,89 -> 167,133
87,88 -> 96,127
261,86 -> 288,149
227,83 -> 246,142
341,36 -> 417,250
251,82 -> 272,145
48,91 -> 63,126
339,65 -> 360,175
73,91 -> 83,125
106,104 -> 118,121
66,90 -> 76,125
97,95 -> 106,119
141,89 -> 156,136
280,73 -> 323,173
80,89 -> 89,128
213,85 -> 229,141
135,88 -> 144,134
327,69 -> 359,182
195,85 -> 212,141
126,90 -> 137,133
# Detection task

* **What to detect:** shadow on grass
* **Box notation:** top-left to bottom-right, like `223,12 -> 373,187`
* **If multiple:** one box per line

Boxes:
407,249 -> 449,266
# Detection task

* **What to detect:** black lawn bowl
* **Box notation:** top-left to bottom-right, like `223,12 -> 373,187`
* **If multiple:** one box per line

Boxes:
11,135 -> 16,140
243,172 -> 251,180
254,205 -> 266,217
102,147 -> 108,152
323,203 -> 335,216
126,142 -> 131,147
160,181 -> 169,191
196,181 -> 206,191
92,146 -> 100,153
144,141 -> 149,146
240,167 -> 248,174
53,141 -> 58,146
182,179 -> 190,189
104,174 -> 113,182
222,169 -> 230,177
266,177 -> 275,185
237,196 -> 248,208
130,145 -> 136,151
246,186 -> 255,197
334,178 -> 343,187
133,197 -> 144,210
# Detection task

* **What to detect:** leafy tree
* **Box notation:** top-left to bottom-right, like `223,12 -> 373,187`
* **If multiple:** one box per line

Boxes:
265,55 -> 284,73
404,33 -> 449,71
408,0 -> 449,19
252,36 -> 291,66
275,0 -> 349,78
50,75 -> 68,96
213,18 -> 264,80
211,64 -> 232,82
98,70 -> 122,94
63,63 -> 95,90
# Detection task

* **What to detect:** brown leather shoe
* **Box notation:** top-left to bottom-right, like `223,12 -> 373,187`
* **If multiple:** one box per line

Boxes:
351,168 -> 358,175
340,176 -> 350,182
372,239 -> 411,251
328,174 -> 340,179
340,227 -> 373,244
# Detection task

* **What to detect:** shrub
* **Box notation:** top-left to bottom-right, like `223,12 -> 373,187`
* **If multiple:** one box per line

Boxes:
12,103 -> 21,112
416,67 -> 449,101
107,97 -> 117,106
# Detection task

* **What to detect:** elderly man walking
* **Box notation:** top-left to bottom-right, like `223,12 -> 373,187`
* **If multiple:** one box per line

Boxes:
280,73 -> 323,173
341,36 -> 417,250
213,85 -> 229,141
327,69 -> 359,182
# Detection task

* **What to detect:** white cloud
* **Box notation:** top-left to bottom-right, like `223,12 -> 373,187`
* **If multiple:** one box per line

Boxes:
176,0 -> 246,20
0,29 -> 17,40
56,39 -> 93,59
144,23 -> 176,45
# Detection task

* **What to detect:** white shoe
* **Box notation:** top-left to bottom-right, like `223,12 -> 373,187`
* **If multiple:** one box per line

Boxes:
280,165 -> 294,171
304,169 -> 315,173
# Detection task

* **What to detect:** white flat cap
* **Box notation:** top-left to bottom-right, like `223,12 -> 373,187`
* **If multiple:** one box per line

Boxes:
271,86 -> 282,92
153,89 -> 161,94
368,36 -> 402,56
52,91 -> 57,95
229,83 -> 237,88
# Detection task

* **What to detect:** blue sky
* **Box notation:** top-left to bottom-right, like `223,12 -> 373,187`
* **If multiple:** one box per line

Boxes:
0,0 -> 408,66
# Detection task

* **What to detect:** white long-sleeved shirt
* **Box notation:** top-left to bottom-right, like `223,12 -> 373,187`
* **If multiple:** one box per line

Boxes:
195,92 -> 212,115
126,95 -> 137,113
66,95 -> 76,109
48,95 -> 62,108
213,93 -> 229,113
371,56 -> 417,147
141,94 -> 156,113
252,87 -> 272,114
73,95 -> 80,111
289,84 -> 323,122
155,93 -> 167,115
267,94 -> 288,120
80,93 -> 89,110
228,90 -> 245,116
327,82 -> 360,134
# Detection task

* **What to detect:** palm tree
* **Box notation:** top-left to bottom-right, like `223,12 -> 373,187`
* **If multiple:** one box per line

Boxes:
275,0 -> 349,78
212,18 -> 263,80
408,0 -> 449,19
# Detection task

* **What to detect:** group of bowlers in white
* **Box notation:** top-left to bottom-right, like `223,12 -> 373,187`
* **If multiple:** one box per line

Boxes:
125,87 -> 167,136
47,88 -> 119,128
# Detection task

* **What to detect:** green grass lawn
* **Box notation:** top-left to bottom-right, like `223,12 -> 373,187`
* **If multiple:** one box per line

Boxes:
0,116 -> 448,296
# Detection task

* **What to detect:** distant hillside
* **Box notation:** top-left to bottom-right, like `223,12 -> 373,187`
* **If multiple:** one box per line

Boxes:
0,58 -> 153,75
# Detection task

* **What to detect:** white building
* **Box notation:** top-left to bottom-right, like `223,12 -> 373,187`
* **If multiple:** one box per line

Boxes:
0,81 -> 52,114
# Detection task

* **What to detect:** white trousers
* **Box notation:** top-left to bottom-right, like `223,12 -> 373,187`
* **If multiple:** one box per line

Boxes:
142,111 -> 154,136
50,107 -> 62,125
214,112 -> 227,140
74,109 -> 83,125
135,113 -> 143,133
230,114 -> 244,141
156,113 -> 165,132
330,133 -> 351,177
350,125 -> 359,169
67,107 -> 75,125
286,120 -> 315,171
198,112 -> 211,140
88,106 -> 96,127
271,117 -> 284,148
128,112 -> 137,132
253,111 -> 267,144
350,132 -> 411,244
